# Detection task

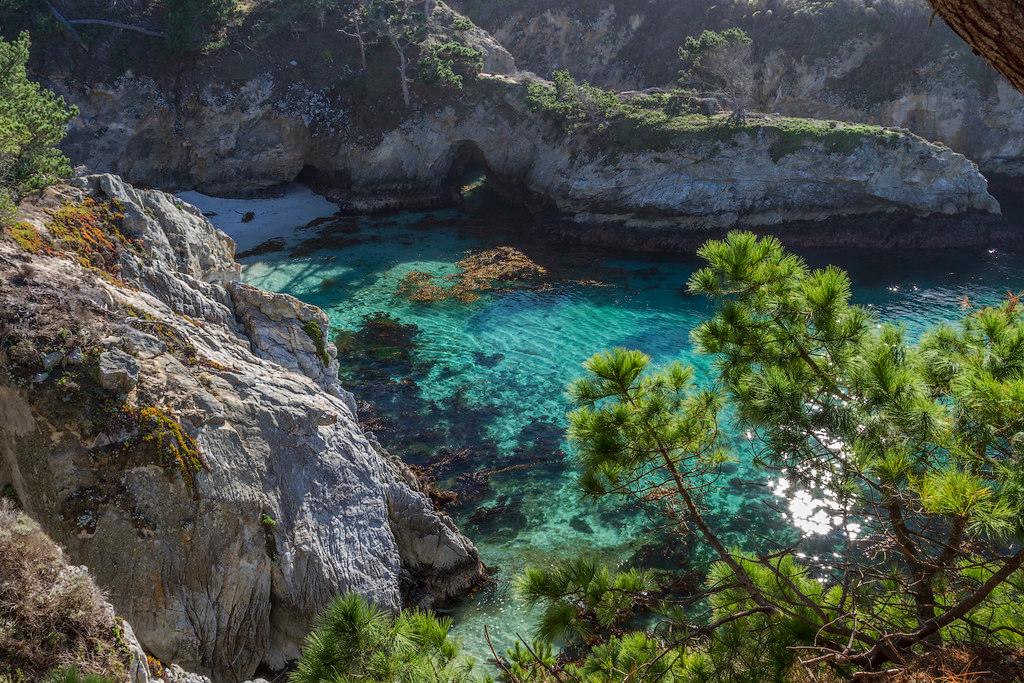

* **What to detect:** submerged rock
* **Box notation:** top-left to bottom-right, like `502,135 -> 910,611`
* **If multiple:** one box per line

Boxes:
0,174 -> 484,681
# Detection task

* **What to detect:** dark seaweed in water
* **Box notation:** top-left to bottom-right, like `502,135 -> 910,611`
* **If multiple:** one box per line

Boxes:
466,493 -> 529,541
236,237 -> 286,259
334,311 -> 420,380
334,311 -> 565,516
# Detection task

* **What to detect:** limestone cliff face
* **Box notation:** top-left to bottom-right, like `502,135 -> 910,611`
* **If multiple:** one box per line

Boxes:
449,0 -> 1024,176
51,69 -> 1002,247
0,175 -> 483,681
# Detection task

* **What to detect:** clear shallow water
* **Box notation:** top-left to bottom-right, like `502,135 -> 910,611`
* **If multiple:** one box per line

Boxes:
229,195 -> 1024,659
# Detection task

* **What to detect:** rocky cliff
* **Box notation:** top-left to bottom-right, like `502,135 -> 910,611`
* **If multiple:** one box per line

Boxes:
43,69 -> 1004,247
0,174 -> 483,681
450,0 -> 1024,176
9,2 -> 1004,248
63,72 -> 1006,246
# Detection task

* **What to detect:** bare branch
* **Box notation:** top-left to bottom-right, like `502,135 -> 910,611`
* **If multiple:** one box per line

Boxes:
66,18 -> 165,37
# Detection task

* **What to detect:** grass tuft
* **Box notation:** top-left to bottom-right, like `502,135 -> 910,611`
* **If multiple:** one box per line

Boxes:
0,504 -> 131,680
302,319 -> 330,366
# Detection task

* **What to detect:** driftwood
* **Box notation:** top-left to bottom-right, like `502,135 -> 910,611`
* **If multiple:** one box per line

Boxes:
927,0 -> 1024,93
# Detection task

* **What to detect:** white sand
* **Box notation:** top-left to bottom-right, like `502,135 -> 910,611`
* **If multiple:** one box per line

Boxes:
177,184 -> 338,252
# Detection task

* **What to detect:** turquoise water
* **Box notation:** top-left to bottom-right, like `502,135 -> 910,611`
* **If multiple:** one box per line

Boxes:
237,197 -> 1024,658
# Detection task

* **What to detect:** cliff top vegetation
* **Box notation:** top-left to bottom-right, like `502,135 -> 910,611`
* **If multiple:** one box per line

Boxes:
524,69 -> 901,155
0,504 -> 131,681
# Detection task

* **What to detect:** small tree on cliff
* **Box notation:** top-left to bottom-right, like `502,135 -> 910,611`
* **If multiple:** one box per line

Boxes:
290,593 -> 481,683
678,28 -> 754,124
339,0 -> 374,71
343,0 -> 429,107
0,32 -> 77,223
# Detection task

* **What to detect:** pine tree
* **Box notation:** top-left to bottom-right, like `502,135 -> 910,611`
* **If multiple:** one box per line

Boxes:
0,32 -> 77,221
290,593 -> 483,683
522,231 -> 1024,676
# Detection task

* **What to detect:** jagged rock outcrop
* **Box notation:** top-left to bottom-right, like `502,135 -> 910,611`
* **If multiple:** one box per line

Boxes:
0,174 -> 483,682
449,0 -> 1024,176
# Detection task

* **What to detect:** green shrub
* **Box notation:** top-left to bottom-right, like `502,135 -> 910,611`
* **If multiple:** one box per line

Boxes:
417,41 -> 483,89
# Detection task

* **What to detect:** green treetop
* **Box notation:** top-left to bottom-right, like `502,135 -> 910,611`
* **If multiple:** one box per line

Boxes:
0,31 -> 77,220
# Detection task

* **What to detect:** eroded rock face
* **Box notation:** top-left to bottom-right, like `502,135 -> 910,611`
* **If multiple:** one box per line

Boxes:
448,0 -> 1024,176
0,175 -> 483,682
51,68 -> 1003,246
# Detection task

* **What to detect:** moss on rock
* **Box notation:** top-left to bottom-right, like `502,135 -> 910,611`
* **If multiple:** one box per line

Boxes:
132,405 -> 205,491
302,319 -> 330,366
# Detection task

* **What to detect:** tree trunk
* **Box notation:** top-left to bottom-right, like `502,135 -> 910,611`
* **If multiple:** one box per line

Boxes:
926,0 -> 1024,93
729,98 -> 746,125
67,18 -> 165,37
353,27 -> 367,71
391,35 -> 411,108
339,19 -> 367,71
357,35 -> 367,71
912,574 -> 941,648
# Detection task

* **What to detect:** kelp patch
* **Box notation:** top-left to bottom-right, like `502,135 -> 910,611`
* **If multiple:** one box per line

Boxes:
396,246 -> 547,303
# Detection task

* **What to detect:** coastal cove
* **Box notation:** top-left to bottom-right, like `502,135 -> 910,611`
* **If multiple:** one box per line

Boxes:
6,0 -> 1024,676
186,184 -> 1024,659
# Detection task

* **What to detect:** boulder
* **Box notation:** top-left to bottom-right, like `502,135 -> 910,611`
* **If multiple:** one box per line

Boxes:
98,348 -> 140,394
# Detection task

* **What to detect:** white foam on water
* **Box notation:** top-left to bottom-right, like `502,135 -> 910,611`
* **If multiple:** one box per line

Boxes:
176,184 -> 338,251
